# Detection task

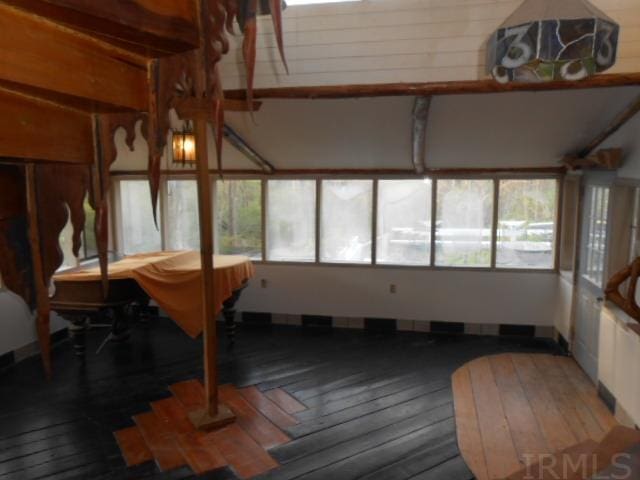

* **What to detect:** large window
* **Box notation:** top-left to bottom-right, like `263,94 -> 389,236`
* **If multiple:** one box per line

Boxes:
216,180 -> 262,260
114,175 -> 560,271
377,179 -> 432,266
435,179 -> 494,267
267,180 -> 316,262
497,179 -> 558,269
120,180 -> 162,254
166,180 -> 199,250
321,180 -> 373,263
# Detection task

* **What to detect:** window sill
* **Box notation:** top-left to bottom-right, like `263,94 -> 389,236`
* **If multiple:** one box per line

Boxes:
251,260 -> 557,274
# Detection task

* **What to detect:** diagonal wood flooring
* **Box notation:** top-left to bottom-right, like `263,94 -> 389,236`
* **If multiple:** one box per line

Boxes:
0,316 -> 561,479
452,353 -> 619,480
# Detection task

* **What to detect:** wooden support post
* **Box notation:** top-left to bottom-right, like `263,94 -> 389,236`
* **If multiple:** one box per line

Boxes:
25,164 -> 52,378
412,96 -> 431,174
188,115 -> 235,431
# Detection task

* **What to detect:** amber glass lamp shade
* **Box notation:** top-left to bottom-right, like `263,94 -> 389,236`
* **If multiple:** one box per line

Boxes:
172,130 -> 196,164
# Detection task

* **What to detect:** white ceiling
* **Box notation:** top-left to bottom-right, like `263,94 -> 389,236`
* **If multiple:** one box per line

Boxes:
224,85 -> 640,170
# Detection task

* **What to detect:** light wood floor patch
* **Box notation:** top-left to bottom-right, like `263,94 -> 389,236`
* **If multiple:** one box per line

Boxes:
115,382 -> 306,478
452,353 -> 619,480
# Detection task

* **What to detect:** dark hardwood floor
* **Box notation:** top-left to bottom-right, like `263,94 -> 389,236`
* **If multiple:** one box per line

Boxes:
0,315 -> 560,480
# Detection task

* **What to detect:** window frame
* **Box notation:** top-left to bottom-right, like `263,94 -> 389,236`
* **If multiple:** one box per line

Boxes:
375,177 -> 433,267
113,175 -> 165,255
214,177 -> 264,261
494,176 -> 562,271
319,178 -> 375,265
110,172 -> 562,274
265,178 -> 318,263
432,176 -> 496,269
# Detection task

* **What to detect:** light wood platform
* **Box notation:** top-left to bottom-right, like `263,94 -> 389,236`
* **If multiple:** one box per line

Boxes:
452,353 -> 619,480
114,381 -> 306,478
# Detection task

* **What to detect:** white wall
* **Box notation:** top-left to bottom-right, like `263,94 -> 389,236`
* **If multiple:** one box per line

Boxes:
598,305 -> 640,426
602,107 -> 640,181
554,274 -> 575,342
552,105 -> 640,417
220,0 -> 640,89
110,117 -> 261,173
0,290 -> 67,357
224,86 -> 640,170
237,263 -> 559,326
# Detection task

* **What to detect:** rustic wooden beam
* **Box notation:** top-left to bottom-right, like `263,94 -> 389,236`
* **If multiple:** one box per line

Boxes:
3,0 -> 199,56
576,94 -> 640,158
0,88 -> 94,164
25,164 -> 52,378
111,166 -> 565,177
224,73 -> 640,100
563,148 -> 623,170
0,4 -> 148,112
412,96 -> 431,174
223,99 -> 263,112
223,125 -> 275,173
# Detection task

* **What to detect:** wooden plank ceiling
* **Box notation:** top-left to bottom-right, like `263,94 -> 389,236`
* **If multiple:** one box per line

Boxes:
0,89 -> 93,163
0,0 -> 200,163
2,0 -> 199,56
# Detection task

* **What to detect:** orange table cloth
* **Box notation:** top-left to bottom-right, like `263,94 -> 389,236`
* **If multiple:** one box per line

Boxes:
54,251 -> 254,338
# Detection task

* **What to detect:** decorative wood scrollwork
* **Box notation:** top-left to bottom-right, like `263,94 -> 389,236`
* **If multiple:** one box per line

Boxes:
0,163 -> 90,306
606,257 -> 640,320
0,165 -> 32,305
0,0 -> 289,377
144,0 -> 289,218
93,113 -> 146,293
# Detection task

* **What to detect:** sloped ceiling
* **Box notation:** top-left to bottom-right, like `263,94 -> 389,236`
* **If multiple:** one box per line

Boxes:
225,85 -> 640,170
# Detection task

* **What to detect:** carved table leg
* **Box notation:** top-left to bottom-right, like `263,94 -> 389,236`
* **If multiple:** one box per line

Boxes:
111,306 -> 131,343
222,286 -> 245,347
67,315 -> 89,357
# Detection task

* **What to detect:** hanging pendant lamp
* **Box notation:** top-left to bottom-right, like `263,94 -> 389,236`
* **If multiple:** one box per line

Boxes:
487,0 -> 620,83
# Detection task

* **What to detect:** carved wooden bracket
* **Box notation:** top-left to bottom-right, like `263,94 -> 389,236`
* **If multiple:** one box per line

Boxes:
0,0 -> 288,377
605,257 -> 640,320
563,148 -> 623,171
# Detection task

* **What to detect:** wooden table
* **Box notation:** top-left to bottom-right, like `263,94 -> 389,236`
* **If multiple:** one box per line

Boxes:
51,252 -> 254,356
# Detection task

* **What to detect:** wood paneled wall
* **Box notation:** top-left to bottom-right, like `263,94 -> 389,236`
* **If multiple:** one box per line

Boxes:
220,0 -> 640,89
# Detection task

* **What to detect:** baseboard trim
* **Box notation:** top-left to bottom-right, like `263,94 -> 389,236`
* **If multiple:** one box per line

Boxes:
233,312 -> 554,339
1,327 -> 69,371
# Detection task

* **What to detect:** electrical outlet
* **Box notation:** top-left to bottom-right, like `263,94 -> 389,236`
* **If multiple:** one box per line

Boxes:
390,284 -> 397,294
261,279 -> 268,288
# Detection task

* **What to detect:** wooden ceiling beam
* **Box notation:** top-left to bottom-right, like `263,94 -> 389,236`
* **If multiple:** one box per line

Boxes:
224,73 -> 640,100
223,125 -> 275,174
0,4 -> 148,112
111,166 -> 565,177
3,0 -> 199,56
0,88 -> 93,164
576,94 -> 640,158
